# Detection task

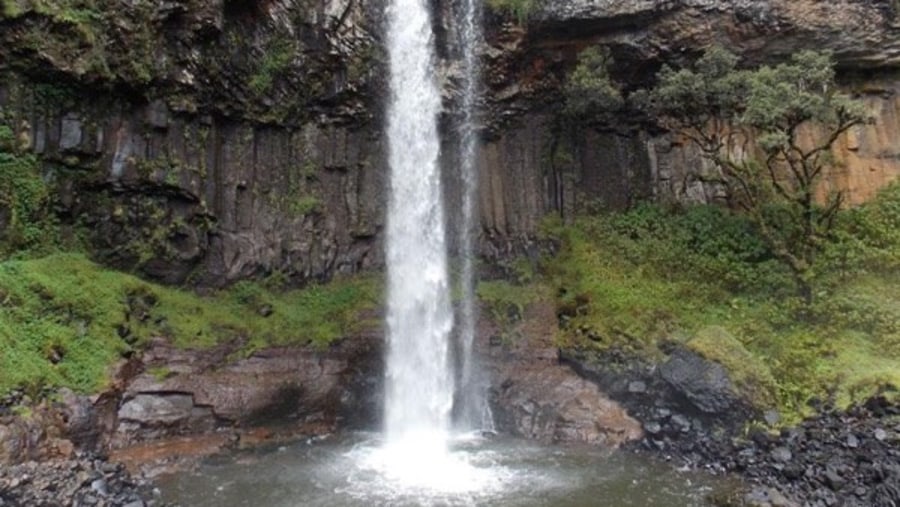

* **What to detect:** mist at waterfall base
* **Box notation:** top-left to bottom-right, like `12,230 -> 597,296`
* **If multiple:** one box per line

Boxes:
159,433 -> 723,506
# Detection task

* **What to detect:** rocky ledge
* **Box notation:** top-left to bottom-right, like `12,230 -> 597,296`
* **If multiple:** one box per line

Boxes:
0,331 -> 383,470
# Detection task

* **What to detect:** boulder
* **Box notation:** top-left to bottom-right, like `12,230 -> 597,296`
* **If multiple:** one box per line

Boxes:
659,347 -> 740,414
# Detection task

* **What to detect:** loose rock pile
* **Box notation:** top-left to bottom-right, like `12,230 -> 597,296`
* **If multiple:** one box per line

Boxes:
0,453 -> 170,507
635,397 -> 900,506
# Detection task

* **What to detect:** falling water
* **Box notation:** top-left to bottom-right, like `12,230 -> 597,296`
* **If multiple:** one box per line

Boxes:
383,0 -> 455,461
455,0 -> 492,431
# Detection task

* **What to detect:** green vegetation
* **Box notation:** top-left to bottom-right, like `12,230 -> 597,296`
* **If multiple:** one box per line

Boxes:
686,326 -> 778,409
486,0 -> 537,23
543,184 -> 900,422
2,0 -> 101,28
1,0 -> 22,17
477,279 -> 547,343
289,195 -> 321,217
635,48 -> 867,302
563,47 -> 624,120
0,253 -> 380,396
0,125 -> 59,257
249,39 -> 296,96
4,0 -> 156,85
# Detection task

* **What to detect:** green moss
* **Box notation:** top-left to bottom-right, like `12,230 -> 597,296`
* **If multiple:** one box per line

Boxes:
1,0 -> 24,17
0,144 -> 59,257
249,38 -> 295,96
346,43 -> 377,83
147,366 -> 171,381
486,0 -> 537,23
477,280 -> 539,322
477,279 -> 547,343
0,253 -> 381,396
289,195 -> 320,216
268,160 -> 323,218
33,82 -> 78,111
6,1 -> 158,86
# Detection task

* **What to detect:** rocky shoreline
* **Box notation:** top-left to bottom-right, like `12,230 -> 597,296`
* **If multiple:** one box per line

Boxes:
2,396 -> 898,507
1,331 -> 897,506
0,453 -> 168,507
556,346 -> 900,506
654,398 -> 900,507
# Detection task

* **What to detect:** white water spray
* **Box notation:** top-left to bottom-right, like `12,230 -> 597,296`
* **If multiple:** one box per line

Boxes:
383,0 -> 455,457
455,0 -> 492,432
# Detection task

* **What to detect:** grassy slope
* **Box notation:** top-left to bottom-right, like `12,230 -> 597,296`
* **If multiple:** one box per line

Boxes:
488,188 -> 900,424
0,253 -> 380,396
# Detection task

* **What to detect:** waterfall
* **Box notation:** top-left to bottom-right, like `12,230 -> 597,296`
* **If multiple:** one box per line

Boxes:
455,0 -> 492,431
383,0 -> 455,453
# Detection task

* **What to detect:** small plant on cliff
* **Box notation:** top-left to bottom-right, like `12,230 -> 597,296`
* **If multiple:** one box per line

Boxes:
487,0 -> 537,24
249,38 -> 295,96
635,47 -> 868,303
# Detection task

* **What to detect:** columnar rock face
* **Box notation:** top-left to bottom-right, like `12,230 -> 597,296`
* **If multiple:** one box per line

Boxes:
1,77 -> 386,284
3,0 -> 900,280
0,0 -> 387,284
477,0 -> 900,226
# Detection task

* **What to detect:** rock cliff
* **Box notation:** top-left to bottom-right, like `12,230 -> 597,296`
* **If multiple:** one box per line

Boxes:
1,0 -> 387,284
3,0 -> 900,281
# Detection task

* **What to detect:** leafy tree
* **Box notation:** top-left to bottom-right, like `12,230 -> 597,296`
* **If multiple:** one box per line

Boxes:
564,47 -> 624,121
637,47 -> 867,302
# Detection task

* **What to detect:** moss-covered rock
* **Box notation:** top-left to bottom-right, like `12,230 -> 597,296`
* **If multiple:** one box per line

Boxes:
685,326 -> 778,411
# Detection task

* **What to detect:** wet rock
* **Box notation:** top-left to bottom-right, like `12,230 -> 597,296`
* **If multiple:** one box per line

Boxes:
745,486 -> 799,507
91,478 -> 108,496
643,422 -> 662,435
629,398 -> 900,507
487,301 -> 642,446
670,414 -> 691,433
59,115 -> 83,151
58,388 -> 102,451
114,334 -> 383,446
118,394 -> 196,425
825,468 -> 846,490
